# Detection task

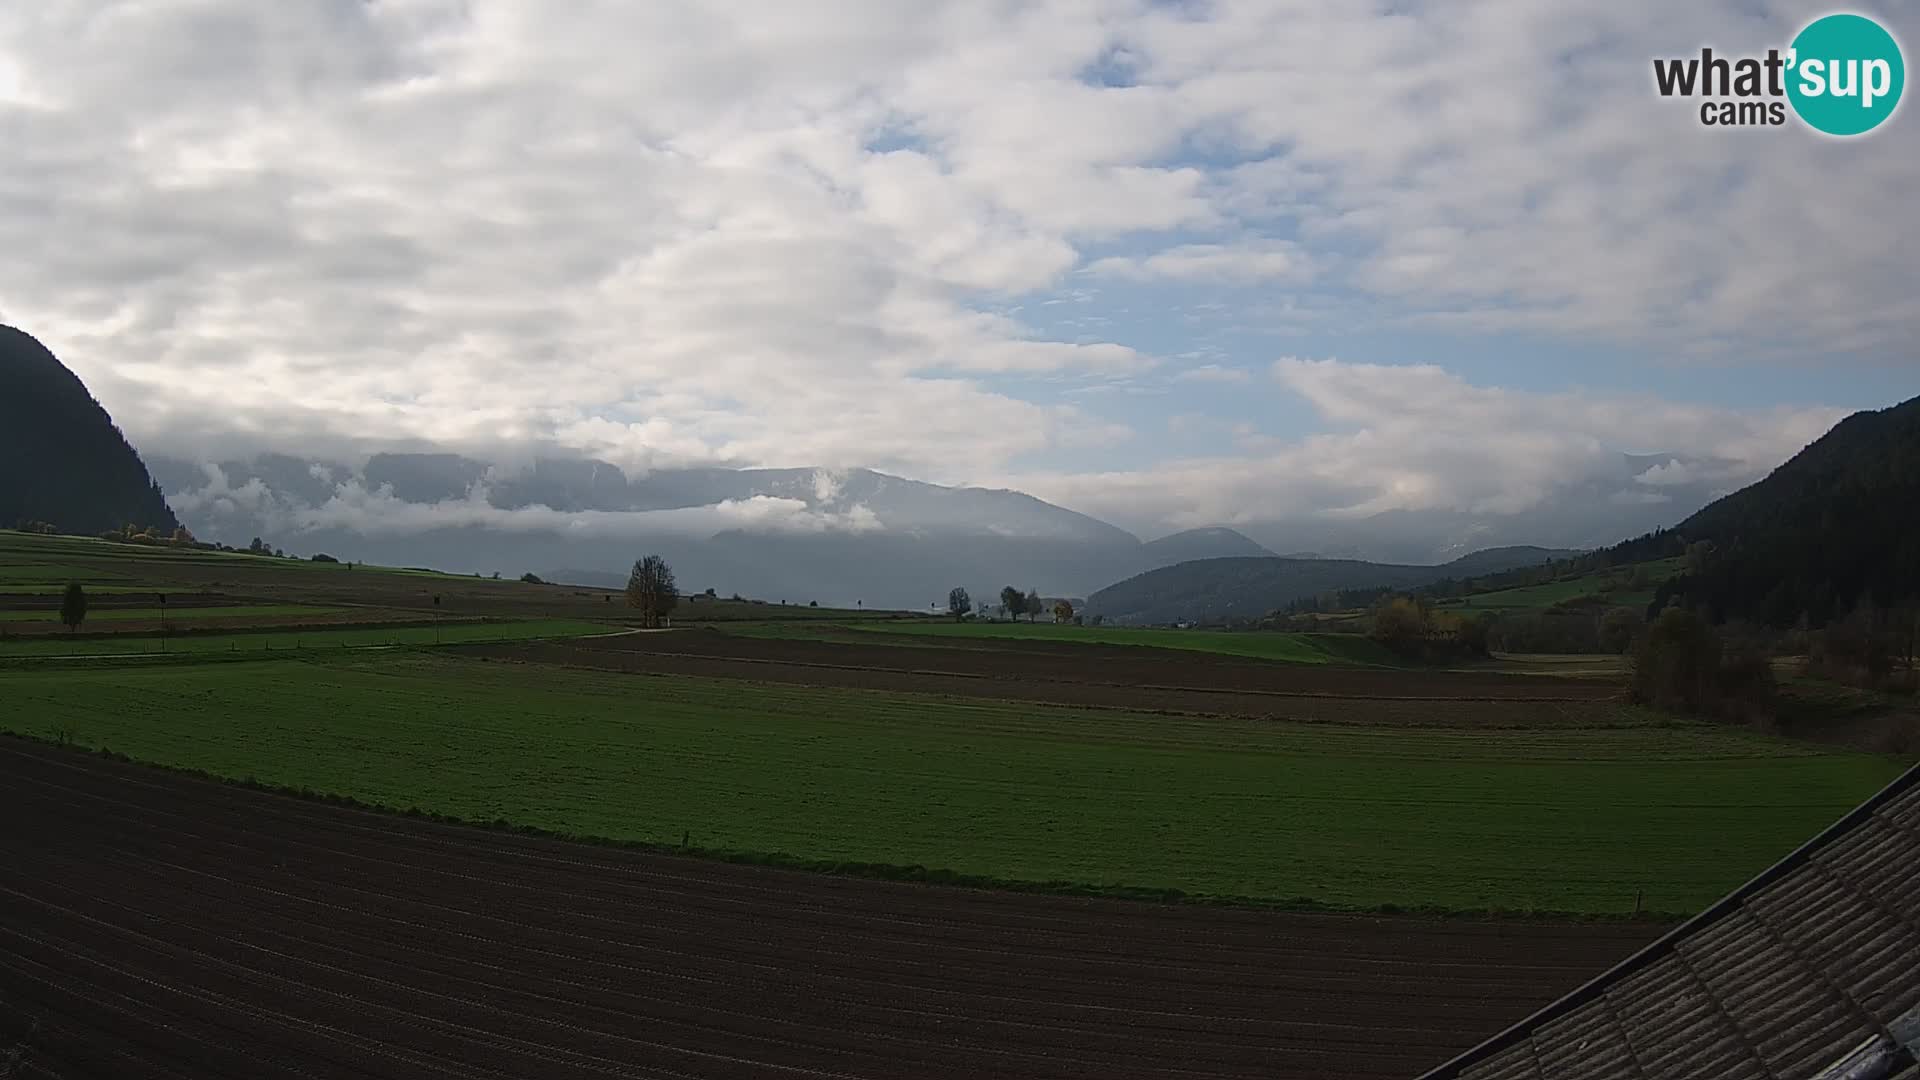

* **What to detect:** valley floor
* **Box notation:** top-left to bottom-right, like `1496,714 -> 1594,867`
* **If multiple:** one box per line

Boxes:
0,740 -> 1657,1080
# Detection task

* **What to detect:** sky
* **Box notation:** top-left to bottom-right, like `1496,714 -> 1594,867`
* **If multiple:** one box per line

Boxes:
1,0 -> 1915,539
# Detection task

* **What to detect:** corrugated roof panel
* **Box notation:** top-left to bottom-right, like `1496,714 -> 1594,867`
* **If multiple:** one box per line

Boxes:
1833,816 -> 1920,912
1612,959 -> 1766,1080
1884,785 -> 1920,828
1457,1041 -> 1538,1080
1769,873 -> 1920,1017
1530,999 -> 1642,1079
1774,1020 -> 1887,1080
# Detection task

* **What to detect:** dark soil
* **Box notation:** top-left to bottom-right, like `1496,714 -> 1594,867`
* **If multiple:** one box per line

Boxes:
0,742 -> 1657,1080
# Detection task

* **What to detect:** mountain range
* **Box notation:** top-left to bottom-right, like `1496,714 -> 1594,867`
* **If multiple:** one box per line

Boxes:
143,450 -> 1258,610
4,324 -> 1774,614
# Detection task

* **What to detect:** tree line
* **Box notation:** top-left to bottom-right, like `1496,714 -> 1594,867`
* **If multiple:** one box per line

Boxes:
942,586 -> 1086,624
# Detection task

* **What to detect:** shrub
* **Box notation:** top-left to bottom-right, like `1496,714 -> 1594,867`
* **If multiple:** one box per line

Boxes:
1630,608 -> 1777,721
1369,597 -> 1430,647
1453,613 -> 1491,658
311,553 -> 339,563
1597,607 -> 1643,654
1630,608 -> 1720,712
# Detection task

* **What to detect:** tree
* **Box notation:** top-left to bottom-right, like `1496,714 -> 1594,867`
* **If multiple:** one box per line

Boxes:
1052,598 -> 1074,624
1598,607 -> 1643,654
1630,607 -> 1721,712
1023,589 -> 1042,623
999,585 -> 1022,621
171,526 -> 194,545
1684,540 -> 1716,576
248,537 -> 266,554
59,582 -> 87,633
520,572 -> 544,584
1453,613 -> 1491,657
625,554 -> 678,629
1370,596 -> 1430,648
947,587 -> 972,621
311,553 -> 338,564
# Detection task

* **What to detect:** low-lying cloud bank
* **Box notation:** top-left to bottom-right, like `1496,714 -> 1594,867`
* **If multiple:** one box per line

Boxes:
168,466 -> 884,541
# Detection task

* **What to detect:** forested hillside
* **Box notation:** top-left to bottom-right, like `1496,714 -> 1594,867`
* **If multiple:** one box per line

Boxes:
1651,395 -> 1920,627
1304,396 -> 1919,633
0,325 -> 179,536
1084,546 -> 1571,626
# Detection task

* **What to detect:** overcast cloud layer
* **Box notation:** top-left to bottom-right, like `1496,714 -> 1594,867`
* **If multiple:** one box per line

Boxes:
1,1 -> 1911,536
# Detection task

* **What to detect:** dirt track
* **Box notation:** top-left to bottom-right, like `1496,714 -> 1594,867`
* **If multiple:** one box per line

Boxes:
0,741 -> 1656,1080
462,629 -> 1623,724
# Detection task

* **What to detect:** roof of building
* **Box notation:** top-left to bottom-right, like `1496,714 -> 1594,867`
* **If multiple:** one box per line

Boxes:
1417,762 -> 1920,1080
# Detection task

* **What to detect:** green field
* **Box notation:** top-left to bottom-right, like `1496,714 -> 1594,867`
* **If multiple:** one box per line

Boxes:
0,619 -> 610,657
0,530 -> 912,625
0,604 -> 346,623
833,620 -> 1402,665
2,650 -> 1901,914
1434,557 -> 1687,613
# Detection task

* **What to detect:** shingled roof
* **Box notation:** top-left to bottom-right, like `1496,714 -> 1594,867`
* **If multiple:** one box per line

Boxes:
1417,763 -> 1920,1080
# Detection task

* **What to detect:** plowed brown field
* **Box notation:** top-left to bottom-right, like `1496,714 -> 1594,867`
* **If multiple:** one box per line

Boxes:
0,741 -> 1657,1080
463,628 -> 1625,725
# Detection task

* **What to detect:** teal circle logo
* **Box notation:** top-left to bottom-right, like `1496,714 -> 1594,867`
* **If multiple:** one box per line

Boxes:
1787,13 -> 1904,136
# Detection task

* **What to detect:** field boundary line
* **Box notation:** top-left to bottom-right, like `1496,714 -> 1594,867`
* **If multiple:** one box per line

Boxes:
525,642 -> 1613,704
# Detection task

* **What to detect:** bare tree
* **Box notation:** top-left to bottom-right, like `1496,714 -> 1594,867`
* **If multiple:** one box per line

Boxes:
626,555 -> 679,629
1024,589 -> 1042,623
947,587 -> 972,621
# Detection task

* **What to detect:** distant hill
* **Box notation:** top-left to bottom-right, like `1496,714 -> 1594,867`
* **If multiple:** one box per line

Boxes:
1141,527 -> 1277,566
0,326 -> 179,536
1438,545 -> 1581,576
1652,394 -> 1920,626
1083,547 -> 1571,626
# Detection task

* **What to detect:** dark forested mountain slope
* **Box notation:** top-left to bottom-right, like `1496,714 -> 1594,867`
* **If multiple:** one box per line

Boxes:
1084,546 -> 1570,626
0,326 -> 178,535
1652,394 -> 1920,626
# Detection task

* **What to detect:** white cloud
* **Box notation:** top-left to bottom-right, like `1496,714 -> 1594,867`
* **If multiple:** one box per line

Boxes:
1087,241 -> 1310,283
1171,363 -> 1253,384
1004,358 -> 1848,535
0,0 -> 1903,514
168,471 -> 886,540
